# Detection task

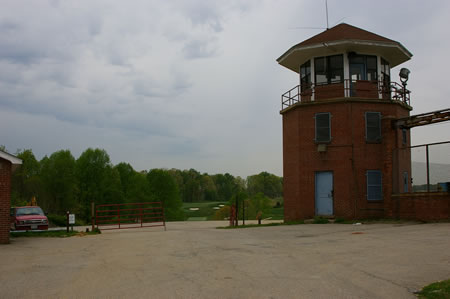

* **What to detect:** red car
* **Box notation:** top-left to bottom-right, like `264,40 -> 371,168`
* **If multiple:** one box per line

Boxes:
10,206 -> 49,231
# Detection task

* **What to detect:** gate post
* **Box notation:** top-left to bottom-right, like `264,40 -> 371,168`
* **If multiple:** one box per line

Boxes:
91,202 -> 95,231
118,205 -> 120,229
66,211 -> 69,233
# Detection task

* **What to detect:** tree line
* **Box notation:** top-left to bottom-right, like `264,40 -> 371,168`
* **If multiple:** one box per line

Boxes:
7,147 -> 283,222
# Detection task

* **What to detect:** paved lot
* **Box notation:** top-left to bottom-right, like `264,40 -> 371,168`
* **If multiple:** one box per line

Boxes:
1,221 -> 449,299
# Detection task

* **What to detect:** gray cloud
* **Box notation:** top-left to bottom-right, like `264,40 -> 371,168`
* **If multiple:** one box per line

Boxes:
0,0 -> 449,177
172,0 -> 223,32
182,38 -> 218,59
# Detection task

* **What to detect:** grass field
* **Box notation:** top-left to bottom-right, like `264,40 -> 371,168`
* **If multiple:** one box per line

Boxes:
182,202 -> 284,221
183,202 -> 227,221
417,279 -> 450,298
266,207 -> 283,220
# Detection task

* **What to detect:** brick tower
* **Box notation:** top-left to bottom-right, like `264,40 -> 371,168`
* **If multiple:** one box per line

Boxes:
277,23 -> 413,220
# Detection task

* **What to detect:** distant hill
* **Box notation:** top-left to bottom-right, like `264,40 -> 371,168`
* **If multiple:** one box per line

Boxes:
412,162 -> 450,185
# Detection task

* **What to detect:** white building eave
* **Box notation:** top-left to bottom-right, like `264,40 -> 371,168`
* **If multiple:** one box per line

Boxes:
277,39 -> 412,73
0,151 -> 22,165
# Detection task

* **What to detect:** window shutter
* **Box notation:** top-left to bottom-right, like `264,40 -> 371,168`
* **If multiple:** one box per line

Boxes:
366,112 -> 381,142
315,113 -> 330,142
367,170 -> 382,200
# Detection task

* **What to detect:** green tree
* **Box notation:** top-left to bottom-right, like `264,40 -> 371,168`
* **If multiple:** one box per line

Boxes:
115,163 -> 152,203
115,162 -> 135,197
127,172 -> 152,203
247,172 -> 283,199
40,150 -> 77,214
213,173 -> 239,202
200,174 -> 218,201
180,169 -> 202,202
247,192 -> 272,219
170,169 -> 219,203
147,169 -> 184,221
76,148 -> 123,221
11,149 -> 43,206
102,166 -> 123,204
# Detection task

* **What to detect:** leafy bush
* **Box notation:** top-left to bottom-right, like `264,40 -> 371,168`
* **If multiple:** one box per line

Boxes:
247,193 -> 272,219
313,216 -> 329,224
213,205 -> 231,220
48,214 -> 85,227
334,218 -> 347,223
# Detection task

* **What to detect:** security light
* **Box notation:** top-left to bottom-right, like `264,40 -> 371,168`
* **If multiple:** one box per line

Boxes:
399,68 -> 410,83
399,68 -> 410,103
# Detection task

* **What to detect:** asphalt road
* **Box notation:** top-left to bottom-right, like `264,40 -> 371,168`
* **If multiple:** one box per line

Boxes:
1,221 -> 449,298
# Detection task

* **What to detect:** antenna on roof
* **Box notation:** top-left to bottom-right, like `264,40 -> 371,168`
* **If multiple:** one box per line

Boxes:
289,0 -> 347,31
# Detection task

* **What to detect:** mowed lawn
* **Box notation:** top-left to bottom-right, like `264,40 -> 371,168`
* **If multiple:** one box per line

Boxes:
183,202 -> 284,221
183,202 -> 227,221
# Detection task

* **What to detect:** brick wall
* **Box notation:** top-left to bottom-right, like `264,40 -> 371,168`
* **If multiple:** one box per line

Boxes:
282,98 -> 411,221
283,108 -> 302,220
0,158 -> 12,244
391,192 -> 450,221
314,83 -> 345,100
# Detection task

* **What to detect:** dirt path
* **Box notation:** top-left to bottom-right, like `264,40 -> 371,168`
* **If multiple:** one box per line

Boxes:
1,221 -> 449,298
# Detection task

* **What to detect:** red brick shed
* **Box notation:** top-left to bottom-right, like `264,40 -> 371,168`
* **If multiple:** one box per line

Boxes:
277,24 -> 414,220
0,150 -> 22,244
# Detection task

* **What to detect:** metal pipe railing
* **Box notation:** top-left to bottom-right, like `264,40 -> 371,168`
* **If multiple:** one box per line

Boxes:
281,79 -> 411,110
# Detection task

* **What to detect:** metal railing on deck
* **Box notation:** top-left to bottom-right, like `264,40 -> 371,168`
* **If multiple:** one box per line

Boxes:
281,79 -> 410,110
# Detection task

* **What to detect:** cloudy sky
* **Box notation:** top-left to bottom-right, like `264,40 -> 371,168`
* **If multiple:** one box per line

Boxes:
1,0 -> 449,177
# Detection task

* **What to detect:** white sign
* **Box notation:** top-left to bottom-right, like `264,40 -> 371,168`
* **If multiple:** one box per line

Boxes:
69,214 -> 75,225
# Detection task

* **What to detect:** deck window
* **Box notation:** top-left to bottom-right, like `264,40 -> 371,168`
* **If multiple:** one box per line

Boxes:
381,58 -> 390,83
314,55 -> 343,85
315,112 -> 331,142
349,54 -> 378,81
367,170 -> 382,201
381,58 -> 391,98
300,60 -> 311,92
365,112 -> 381,142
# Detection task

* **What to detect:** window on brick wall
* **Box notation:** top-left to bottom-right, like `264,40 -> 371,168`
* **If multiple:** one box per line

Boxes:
367,170 -> 382,201
365,112 -> 381,142
315,112 -> 331,142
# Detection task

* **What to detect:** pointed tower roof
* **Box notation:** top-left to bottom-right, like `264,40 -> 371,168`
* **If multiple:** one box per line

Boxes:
277,23 -> 412,73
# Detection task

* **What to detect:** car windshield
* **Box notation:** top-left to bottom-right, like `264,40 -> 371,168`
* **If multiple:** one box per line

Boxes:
16,207 -> 44,216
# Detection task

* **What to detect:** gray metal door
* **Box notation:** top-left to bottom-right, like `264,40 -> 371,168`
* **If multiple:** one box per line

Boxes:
315,172 -> 333,216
